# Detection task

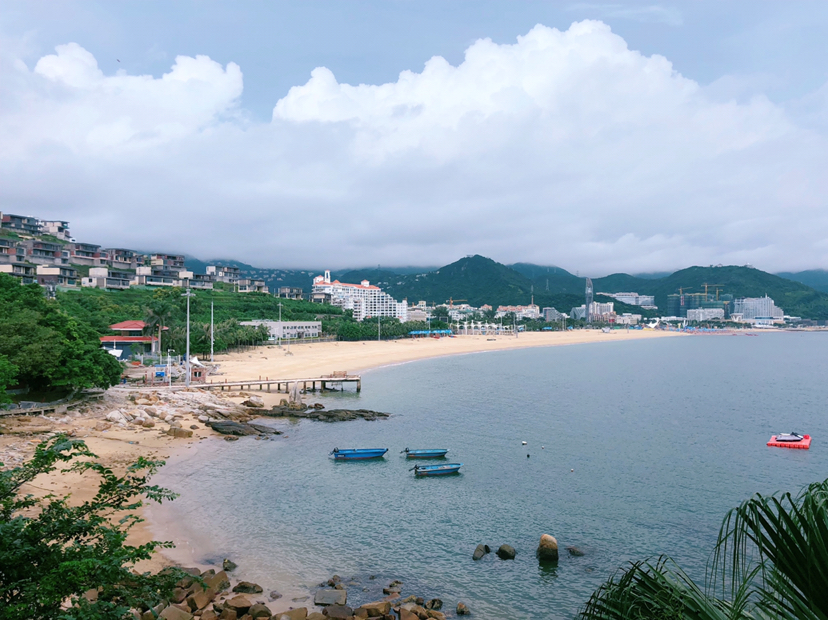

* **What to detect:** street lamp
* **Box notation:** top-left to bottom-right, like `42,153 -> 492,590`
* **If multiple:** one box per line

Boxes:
167,349 -> 174,388
182,280 -> 194,387
277,301 -> 283,347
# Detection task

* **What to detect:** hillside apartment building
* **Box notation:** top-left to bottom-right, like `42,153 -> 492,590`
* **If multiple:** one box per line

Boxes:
312,270 -> 408,322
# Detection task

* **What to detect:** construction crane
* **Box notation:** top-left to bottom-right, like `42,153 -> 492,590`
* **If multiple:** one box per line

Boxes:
699,283 -> 725,300
445,298 -> 468,308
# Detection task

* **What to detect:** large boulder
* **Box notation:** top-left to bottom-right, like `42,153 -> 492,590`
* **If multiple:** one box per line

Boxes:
322,605 -> 353,619
496,544 -> 516,560
358,601 -> 391,617
472,544 -> 490,560
314,589 -> 347,606
248,603 -> 272,618
424,599 -> 442,610
247,423 -> 282,435
223,595 -> 252,615
208,421 -> 259,436
456,603 -> 470,616
242,395 -> 265,408
166,427 -> 193,438
206,570 -> 230,592
537,534 -> 559,561
232,581 -> 263,594
159,606 -> 193,620
273,609 -> 308,620
222,559 -> 237,572
106,411 -> 126,423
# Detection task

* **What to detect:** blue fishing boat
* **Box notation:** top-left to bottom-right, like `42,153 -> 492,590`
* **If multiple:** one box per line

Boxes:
411,463 -> 463,476
401,448 -> 449,459
330,448 -> 388,460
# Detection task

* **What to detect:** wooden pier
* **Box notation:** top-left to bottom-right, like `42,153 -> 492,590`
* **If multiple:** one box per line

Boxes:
198,372 -> 361,393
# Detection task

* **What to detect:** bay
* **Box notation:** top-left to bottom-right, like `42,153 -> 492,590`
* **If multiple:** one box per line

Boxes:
152,332 -> 828,619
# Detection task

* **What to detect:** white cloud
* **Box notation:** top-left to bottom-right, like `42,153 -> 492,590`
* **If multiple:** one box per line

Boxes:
1,21 -> 827,275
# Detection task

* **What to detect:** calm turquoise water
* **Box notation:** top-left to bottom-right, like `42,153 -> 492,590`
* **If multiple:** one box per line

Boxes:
153,333 -> 828,619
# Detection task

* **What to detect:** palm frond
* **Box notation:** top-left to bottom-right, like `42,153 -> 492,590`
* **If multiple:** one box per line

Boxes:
580,557 -> 751,620
711,479 -> 828,620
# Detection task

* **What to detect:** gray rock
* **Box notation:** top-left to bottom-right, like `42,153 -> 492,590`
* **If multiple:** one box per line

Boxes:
208,421 -> 259,436
321,604 -> 352,619
222,558 -> 237,572
496,544 -> 516,560
248,603 -> 271,618
269,590 -> 282,601
472,544 -> 490,560
247,423 -> 282,435
425,599 -> 442,611
232,582 -> 263,594
314,589 -> 347,606
567,545 -> 585,557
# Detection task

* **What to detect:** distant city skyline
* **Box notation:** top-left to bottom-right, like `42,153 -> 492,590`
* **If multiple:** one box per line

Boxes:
2,2 -> 828,274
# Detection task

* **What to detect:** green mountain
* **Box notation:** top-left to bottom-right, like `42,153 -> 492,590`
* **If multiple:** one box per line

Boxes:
777,270 -> 828,294
508,263 -> 584,296
383,255 -> 530,307
183,254 -> 828,320
591,266 -> 828,319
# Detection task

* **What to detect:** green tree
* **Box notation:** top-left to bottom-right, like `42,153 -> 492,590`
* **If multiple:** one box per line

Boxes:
0,355 -> 18,405
580,478 -> 828,620
0,274 -> 122,392
0,436 -> 185,620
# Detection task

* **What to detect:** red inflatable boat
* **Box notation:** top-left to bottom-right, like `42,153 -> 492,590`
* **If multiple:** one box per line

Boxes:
767,434 -> 811,449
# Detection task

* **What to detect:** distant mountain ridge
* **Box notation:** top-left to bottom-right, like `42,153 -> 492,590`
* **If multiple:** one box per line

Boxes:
183,254 -> 828,319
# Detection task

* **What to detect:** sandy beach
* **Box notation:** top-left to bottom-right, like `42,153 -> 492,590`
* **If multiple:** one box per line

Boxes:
213,329 -> 681,384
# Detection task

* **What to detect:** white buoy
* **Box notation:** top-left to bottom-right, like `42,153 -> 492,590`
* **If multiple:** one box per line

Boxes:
521,441 -> 527,445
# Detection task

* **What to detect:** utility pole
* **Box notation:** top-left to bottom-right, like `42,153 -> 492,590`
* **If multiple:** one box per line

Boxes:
277,302 -> 283,347
378,316 -> 381,341
210,301 -> 214,363
167,349 -> 173,388
182,281 -> 193,387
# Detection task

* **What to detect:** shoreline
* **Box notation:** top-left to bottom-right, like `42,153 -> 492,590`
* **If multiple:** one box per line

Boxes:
2,329 -> 687,612
212,329 -> 685,383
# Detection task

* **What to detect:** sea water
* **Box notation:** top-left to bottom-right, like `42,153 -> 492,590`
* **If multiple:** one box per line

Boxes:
151,332 -> 828,619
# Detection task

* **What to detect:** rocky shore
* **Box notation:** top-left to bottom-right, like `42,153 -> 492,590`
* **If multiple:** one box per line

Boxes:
140,563 -> 472,620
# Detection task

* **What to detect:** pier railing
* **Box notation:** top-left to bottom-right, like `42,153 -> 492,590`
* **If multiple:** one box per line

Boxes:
196,374 -> 361,393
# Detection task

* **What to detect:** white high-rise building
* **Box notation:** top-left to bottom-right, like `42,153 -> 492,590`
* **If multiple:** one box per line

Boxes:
733,296 -> 784,321
312,270 -> 408,322
686,308 -> 725,321
601,292 -> 657,309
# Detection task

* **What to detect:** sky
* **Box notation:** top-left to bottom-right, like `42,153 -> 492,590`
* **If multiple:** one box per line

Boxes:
2,1 -> 828,276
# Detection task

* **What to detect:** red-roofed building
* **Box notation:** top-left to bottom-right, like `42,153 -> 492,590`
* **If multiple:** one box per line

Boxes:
99,320 -> 159,358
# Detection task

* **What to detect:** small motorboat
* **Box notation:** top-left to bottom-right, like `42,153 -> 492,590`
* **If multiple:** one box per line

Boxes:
401,448 -> 449,459
767,434 -> 812,450
411,463 -> 463,476
330,448 -> 388,460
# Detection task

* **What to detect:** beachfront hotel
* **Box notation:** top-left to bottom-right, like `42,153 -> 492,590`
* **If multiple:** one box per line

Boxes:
312,270 -> 408,322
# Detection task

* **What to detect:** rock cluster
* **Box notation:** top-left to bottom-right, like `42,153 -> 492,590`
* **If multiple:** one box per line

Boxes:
308,577 -> 467,620
261,408 -> 390,422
